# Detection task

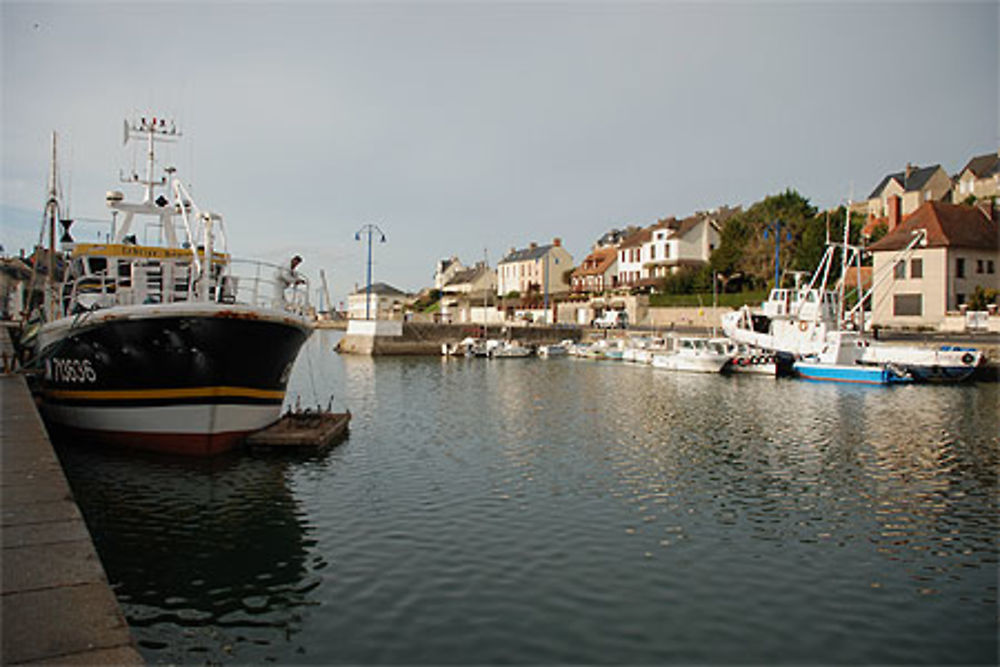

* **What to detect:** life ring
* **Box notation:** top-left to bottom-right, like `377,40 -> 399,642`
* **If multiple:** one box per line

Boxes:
798,321 -> 808,332
961,352 -> 975,365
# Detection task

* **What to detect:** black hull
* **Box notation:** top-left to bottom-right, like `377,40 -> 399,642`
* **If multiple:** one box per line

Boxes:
37,310 -> 311,456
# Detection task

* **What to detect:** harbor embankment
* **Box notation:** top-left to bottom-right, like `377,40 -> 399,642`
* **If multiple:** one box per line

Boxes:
0,328 -> 142,665
337,322 -> 581,355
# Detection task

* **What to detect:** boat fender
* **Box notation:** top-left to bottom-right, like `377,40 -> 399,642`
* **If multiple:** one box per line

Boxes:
750,356 -> 759,364
799,321 -> 808,332
961,353 -> 975,365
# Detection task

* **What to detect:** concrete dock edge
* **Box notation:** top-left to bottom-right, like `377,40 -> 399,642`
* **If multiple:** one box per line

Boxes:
1,329 -> 143,664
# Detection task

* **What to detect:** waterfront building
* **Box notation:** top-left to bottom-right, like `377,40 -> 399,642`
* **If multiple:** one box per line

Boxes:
433,256 -> 465,290
868,201 -> 999,329
496,238 -> 572,298
347,282 -> 410,320
953,149 -> 1000,203
865,162 -> 952,220
616,227 -> 650,289
641,212 -> 723,281
570,247 -> 618,294
439,262 -> 498,324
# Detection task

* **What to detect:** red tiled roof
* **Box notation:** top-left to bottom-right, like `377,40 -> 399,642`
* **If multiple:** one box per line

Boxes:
868,201 -> 998,252
572,247 -> 617,277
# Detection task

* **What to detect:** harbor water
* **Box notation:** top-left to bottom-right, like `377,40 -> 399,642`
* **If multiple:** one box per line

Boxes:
56,330 -> 998,664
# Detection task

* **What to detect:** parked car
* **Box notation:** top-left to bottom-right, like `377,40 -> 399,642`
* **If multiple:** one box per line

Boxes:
592,310 -> 628,329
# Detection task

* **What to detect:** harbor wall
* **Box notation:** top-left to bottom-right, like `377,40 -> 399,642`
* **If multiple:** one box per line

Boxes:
337,322 -> 581,355
1,326 -> 143,664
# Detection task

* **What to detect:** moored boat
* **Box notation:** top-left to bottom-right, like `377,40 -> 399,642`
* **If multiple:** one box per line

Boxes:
651,336 -> 732,373
793,360 -> 912,385
25,119 -> 313,456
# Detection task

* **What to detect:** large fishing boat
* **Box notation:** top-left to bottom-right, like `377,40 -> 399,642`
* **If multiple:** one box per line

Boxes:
24,118 -> 313,455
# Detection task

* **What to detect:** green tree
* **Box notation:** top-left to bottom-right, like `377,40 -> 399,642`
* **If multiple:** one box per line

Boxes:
710,189 -> 817,289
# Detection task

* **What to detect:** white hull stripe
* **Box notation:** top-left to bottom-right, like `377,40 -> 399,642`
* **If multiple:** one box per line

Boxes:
40,403 -> 282,435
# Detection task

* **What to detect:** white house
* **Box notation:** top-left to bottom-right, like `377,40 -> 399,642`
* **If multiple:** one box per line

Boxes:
347,282 -> 410,320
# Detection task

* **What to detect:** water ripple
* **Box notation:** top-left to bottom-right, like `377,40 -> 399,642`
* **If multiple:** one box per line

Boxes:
56,332 -> 999,665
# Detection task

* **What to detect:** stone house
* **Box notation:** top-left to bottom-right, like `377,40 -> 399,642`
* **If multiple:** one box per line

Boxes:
868,201 -> 998,328
953,150 -> 1000,203
496,239 -> 573,298
865,163 -> 952,220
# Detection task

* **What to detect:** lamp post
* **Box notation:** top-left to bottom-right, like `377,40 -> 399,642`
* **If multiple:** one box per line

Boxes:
763,219 -> 792,289
354,224 -> 386,320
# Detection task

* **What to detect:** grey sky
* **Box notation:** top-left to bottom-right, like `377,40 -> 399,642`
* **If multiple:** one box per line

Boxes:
2,1 -> 997,304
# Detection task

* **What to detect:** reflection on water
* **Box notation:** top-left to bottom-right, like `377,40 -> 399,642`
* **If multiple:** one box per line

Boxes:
58,331 -> 998,664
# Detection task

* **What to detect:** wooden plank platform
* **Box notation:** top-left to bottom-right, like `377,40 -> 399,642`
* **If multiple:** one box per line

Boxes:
245,411 -> 351,449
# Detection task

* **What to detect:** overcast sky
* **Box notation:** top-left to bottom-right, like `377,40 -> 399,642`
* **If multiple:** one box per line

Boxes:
2,1 -> 997,303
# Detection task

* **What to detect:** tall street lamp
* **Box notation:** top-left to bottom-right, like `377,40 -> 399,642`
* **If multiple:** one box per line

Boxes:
355,223 -> 386,320
763,219 -> 793,289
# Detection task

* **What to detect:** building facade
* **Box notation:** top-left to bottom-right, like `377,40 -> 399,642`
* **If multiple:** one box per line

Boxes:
868,201 -> 998,328
496,239 -> 573,297
347,282 -> 410,320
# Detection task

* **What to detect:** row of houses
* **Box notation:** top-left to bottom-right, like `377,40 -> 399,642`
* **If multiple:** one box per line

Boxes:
348,149 -> 999,329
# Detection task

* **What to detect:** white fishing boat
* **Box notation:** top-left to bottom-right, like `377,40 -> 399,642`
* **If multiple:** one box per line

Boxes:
651,336 -> 732,373
23,119 -> 312,456
721,232 -> 983,382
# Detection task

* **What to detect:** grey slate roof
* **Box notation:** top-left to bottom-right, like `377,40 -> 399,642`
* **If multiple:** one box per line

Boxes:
500,244 -> 554,264
351,281 -> 407,296
868,164 -> 942,199
960,152 -> 1000,179
445,265 -> 489,286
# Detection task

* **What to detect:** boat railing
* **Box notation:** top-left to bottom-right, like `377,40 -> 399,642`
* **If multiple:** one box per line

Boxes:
226,258 -> 312,317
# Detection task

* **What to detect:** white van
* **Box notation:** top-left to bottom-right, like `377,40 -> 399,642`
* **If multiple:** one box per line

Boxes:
592,310 -> 628,329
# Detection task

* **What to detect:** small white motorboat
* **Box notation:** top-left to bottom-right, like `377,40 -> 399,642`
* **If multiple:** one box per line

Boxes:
651,337 -> 732,373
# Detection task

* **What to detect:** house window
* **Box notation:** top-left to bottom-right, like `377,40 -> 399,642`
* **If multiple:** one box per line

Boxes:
956,258 -> 965,279
650,245 -> 656,260
665,245 -> 671,259
976,259 -> 984,274
893,294 -> 922,317
894,262 -> 905,279
910,258 -> 922,279
989,260 -> 995,274
956,293 -> 966,307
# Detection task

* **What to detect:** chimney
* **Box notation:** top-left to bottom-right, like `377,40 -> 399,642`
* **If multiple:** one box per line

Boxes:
553,237 -> 561,247
888,195 -> 901,231
904,162 -> 914,183
529,242 -> 538,250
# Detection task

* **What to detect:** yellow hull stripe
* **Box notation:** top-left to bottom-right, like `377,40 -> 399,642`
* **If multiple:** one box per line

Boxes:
44,386 -> 284,401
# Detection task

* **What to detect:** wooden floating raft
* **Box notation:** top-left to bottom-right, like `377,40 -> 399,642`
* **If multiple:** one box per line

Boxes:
246,410 -> 351,450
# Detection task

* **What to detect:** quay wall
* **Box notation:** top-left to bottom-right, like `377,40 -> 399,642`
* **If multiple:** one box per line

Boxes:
1,326 -> 143,665
338,322 -> 581,355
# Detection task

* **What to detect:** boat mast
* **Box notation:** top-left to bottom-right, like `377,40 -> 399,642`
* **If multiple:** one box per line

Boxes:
43,132 -> 62,321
